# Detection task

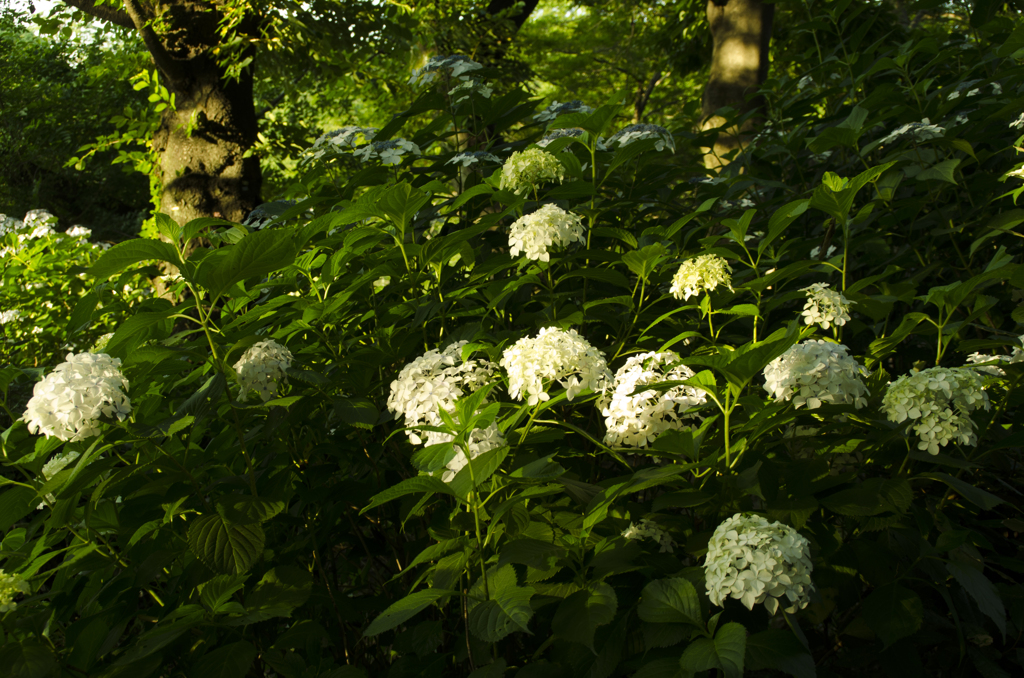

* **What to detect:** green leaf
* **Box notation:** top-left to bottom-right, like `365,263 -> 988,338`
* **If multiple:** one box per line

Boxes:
103,306 -> 175,360
468,585 -> 535,642
88,238 -> 181,281
745,629 -> 815,678
199,574 -> 250,613
364,589 -> 451,637
0,639 -> 59,678
915,472 -> 1004,510
498,538 -> 567,570
361,476 -> 454,514
946,562 -> 1006,639
552,583 -> 617,649
187,514 -> 265,574
637,577 -> 703,626
191,642 -> 257,678
333,397 -> 380,429
217,496 -> 286,525
241,566 -> 313,623
859,583 -> 923,649
0,487 -> 38,533
65,290 -> 100,340
622,243 -> 669,282
634,658 -> 687,678
713,622 -> 747,678
916,159 -> 960,184
193,229 -> 299,299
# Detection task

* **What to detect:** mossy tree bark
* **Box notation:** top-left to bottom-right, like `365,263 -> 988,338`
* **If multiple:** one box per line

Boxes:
700,0 -> 774,170
61,0 -> 261,224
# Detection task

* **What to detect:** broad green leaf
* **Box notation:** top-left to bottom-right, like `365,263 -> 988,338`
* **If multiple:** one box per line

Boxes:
0,639 -> 58,678
713,622 -> 747,678
468,585 -> 535,642
498,538 -> 567,570
634,657 -> 688,678
946,562 -> 1006,638
191,642 -> 257,678
199,574 -> 250,613
240,566 -> 313,623
187,514 -> 265,574
88,238 -> 181,281
637,577 -> 702,626
859,583 -> 923,648
622,243 -> 669,281
915,472 -> 1003,510
103,305 -> 176,360
552,583 -> 617,649
916,158 -> 960,184
65,290 -> 100,340
193,229 -> 299,299
364,589 -> 451,636
745,629 -> 815,678
217,496 -> 286,525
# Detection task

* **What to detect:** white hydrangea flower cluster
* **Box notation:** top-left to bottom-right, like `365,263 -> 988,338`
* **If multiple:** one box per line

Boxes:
409,55 -> 483,86
0,570 -> 31,613
0,309 -> 20,324
670,253 -> 733,301
801,283 -> 853,330
387,342 -> 504,481
609,123 -> 675,152
508,204 -> 585,262
1011,112 -> 1024,130
763,340 -> 870,410
499,148 -> 565,195
307,126 -> 378,161
965,335 -> 1024,376
599,351 -> 706,447
534,99 -> 594,123
37,450 -> 81,509
447,151 -> 501,167
0,213 -> 24,236
704,513 -> 814,615
354,138 -> 422,166
880,118 -> 945,146
622,519 -> 676,553
233,340 -> 294,402
882,367 -> 990,454
22,352 -> 131,441
65,225 -> 91,238
500,327 -> 612,406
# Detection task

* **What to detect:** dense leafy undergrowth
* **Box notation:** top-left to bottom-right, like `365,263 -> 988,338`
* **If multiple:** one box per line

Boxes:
3,7 -> 1024,678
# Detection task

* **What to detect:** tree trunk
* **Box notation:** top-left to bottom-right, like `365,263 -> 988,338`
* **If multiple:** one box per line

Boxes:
700,0 -> 774,170
153,54 -> 261,224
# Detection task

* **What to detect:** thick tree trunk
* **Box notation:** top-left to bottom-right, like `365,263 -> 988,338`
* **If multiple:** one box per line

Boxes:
700,0 -> 774,170
153,55 -> 261,224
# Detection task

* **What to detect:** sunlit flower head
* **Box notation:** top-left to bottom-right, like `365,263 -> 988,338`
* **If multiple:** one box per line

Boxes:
704,513 -> 814,615
670,253 -> 733,301
881,366 -> 990,455
307,127 -> 378,161
508,204 -> 585,262
447,151 -> 501,167
65,225 -> 91,239
22,352 -> 131,441
763,340 -> 869,410
499,148 -> 565,195
0,570 -> 31,613
880,118 -> 944,146
500,327 -> 611,406
354,138 -> 422,166
599,351 -> 706,448
800,283 -> 853,330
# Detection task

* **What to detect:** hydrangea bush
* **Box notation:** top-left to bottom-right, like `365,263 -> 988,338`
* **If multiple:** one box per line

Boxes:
2,9 -> 1024,678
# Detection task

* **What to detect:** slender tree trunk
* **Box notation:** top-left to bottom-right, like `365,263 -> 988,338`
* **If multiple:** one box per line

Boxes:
700,0 -> 774,170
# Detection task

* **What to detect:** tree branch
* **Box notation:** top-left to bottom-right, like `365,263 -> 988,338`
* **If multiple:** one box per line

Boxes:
60,0 -> 134,29
121,0 -> 188,86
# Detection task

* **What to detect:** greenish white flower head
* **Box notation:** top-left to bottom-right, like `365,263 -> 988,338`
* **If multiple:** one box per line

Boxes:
22,352 -> 131,441
447,151 -> 501,168
881,366 -> 990,455
0,570 -> 30,613
704,513 -> 814,615
307,126 -> 378,161
670,253 -> 733,301
409,55 -> 483,86
0,310 -> 20,324
233,340 -> 293,402
763,340 -> 869,409
964,337 -> 1024,376
800,282 -> 853,330
354,138 -> 421,166
1011,113 -> 1024,130
621,518 -> 676,553
508,204 -> 585,262
609,123 -> 675,152
599,351 -> 706,448
499,148 -> 565,195
65,225 -> 91,239
387,341 -> 503,481
534,99 -> 593,123
500,327 -> 611,406
880,118 -> 945,146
